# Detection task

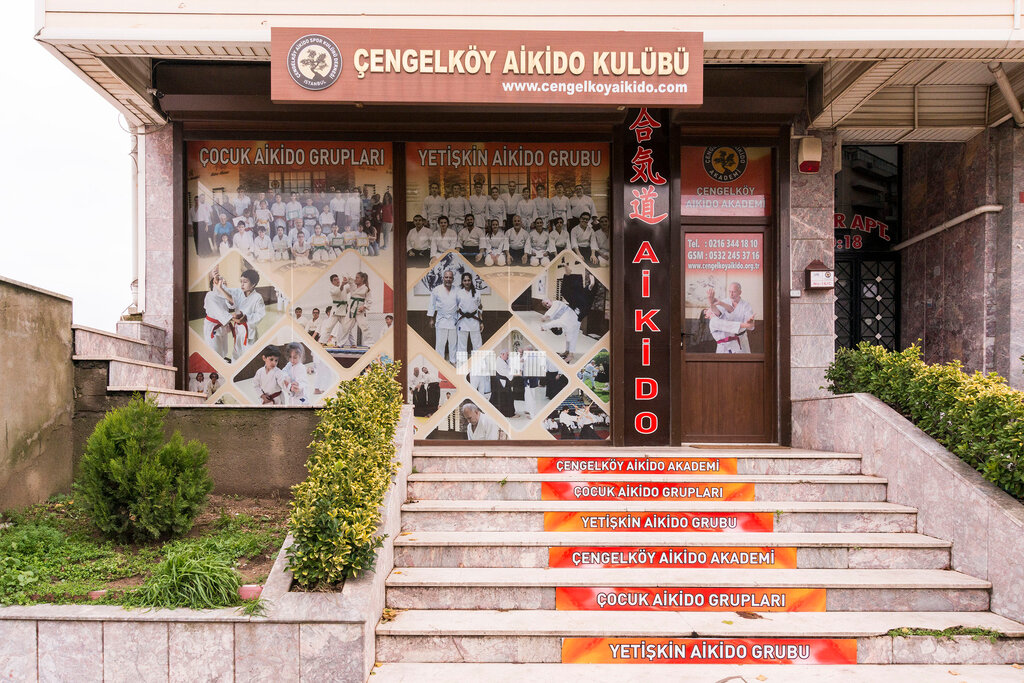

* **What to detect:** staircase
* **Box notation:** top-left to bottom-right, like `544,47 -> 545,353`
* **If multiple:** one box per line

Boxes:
373,446 -> 1024,679
72,322 -> 205,407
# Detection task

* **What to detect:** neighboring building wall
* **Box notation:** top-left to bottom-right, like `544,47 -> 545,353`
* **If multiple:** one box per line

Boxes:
789,124 -> 837,399
0,277 -> 74,509
902,125 -> 1024,388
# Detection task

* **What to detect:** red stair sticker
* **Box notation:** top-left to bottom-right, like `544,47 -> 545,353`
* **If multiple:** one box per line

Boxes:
549,546 -> 797,568
538,457 -> 738,475
555,586 -> 827,612
541,481 -> 755,501
562,637 -> 857,664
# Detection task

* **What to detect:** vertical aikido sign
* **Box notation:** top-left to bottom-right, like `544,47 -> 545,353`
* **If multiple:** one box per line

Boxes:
622,108 -> 672,446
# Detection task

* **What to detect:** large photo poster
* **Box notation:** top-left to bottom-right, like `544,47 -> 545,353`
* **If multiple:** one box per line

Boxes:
405,142 -> 612,441
186,141 -> 394,405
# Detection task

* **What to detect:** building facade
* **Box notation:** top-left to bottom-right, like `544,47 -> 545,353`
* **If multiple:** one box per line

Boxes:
36,2 -> 1024,445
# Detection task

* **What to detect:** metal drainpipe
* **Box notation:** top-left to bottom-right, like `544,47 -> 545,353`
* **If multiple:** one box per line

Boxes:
988,61 -> 1024,127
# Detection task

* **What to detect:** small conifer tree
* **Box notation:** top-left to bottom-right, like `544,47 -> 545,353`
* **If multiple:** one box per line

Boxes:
76,396 -> 213,542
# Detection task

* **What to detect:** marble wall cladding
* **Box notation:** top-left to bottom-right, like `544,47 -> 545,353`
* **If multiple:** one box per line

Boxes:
400,511 -> 545,532
789,126 -> 836,410
299,623 -> 363,681
0,619 -> 37,682
234,624 -> 300,682
38,621 -> 103,683
793,393 -> 1024,623
142,124 -> 178,364
103,622 -> 169,683
168,622 -> 234,683
900,127 -> 1024,376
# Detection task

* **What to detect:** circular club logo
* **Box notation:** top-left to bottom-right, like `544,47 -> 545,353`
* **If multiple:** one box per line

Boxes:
703,146 -> 748,183
286,34 -> 342,91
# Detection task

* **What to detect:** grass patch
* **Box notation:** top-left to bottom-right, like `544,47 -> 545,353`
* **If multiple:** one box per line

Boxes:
0,494 -> 287,609
886,626 -> 1006,643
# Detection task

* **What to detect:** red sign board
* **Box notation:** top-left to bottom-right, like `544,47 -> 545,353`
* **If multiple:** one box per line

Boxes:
271,28 -> 703,106
681,146 -> 772,217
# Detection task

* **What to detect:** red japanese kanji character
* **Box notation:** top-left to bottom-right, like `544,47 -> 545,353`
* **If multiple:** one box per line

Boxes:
629,186 -> 668,225
630,147 -> 667,185
628,107 -> 662,143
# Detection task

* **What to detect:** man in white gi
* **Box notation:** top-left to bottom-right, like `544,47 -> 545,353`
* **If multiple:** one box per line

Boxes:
500,181 -> 522,229
504,215 -> 529,264
196,194 -> 214,254
548,218 -> 571,255
570,213 -> 596,263
592,217 -> 611,267
330,191 -> 346,227
423,182 -> 446,228
486,185 -> 506,228
344,188 -> 363,229
550,182 -> 571,224
457,214 -> 485,257
570,184 -> 597,220
224,269 -> 266,360
323,274 -> 349,347
469,182 -> 489,228
445,183 -> 471,230
533,183 -> 552,228
462,402 -> 501,440
188,372 -> 209,395
335,271 -> 373,348
232,188 -> 251,217
306,308 -> 322,337
285,193 -> 303,231
316,305 -> 335,342
705,283 -> 755,353
430,216 -> 460,259
407,214 -> 434,262
270,193 -> 287,226
293,306 -> 310,329
428,269 -> 459,363
539,297 -> 582,363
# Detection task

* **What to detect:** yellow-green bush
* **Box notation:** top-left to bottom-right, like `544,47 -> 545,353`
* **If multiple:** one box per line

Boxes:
286,361 -> 403,587
826,343 -> 1024,499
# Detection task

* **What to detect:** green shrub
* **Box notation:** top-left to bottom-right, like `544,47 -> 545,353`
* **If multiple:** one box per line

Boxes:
826,343 -> 1024,499
287,360 -> 403,587
120,545 -> 241,609
75,395 -> 213,543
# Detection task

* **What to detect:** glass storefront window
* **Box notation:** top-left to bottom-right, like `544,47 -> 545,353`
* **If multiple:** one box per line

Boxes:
185,141 -> 394,405
405,142 -> 611,441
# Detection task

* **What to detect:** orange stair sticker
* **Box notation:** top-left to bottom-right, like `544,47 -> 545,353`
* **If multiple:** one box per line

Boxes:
549,546 -> 797,569
555,586 -> 827,612
562,637 -> 857,664
538,457 -> 738,475
543,511 -> 774,532
541,481 -> 755,501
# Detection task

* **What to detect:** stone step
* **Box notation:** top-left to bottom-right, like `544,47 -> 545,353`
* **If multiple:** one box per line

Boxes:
115,319 -> 168,349
393,532 -> 950,570
73,356 -> 177,390
107,386 -> 208,406
372,663 -> 1024,680
72,325 -> 163,364
376,610 -> 1024,664
406,473 -> 888,502
385,568 -> 990,612
413,451 -> 862,475
401,500 -> 918,533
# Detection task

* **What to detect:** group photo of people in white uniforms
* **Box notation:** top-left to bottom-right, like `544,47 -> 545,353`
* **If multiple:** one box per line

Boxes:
405,141 -> 613,441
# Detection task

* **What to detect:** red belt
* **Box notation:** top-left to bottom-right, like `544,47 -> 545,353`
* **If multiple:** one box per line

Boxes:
261,390 -> 282,404
717,336 -> 740,344
205,316 -> 234,340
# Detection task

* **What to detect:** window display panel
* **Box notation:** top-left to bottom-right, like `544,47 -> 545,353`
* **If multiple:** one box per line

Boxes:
186,141 -> 394,404
683,232 -> 764,354
405,142 -> 611,441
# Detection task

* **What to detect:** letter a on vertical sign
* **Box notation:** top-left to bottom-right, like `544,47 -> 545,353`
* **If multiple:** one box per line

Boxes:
623,108 -> 672,445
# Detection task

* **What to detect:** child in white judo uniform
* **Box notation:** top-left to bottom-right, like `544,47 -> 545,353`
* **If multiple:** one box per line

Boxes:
282,342 -> 311,405
252,347 -> 290,405
223,269 -> 266,361
202,273 -> 234,361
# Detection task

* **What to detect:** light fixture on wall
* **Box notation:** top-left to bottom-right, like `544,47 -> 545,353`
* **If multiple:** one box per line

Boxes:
798,136 -> 822,174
